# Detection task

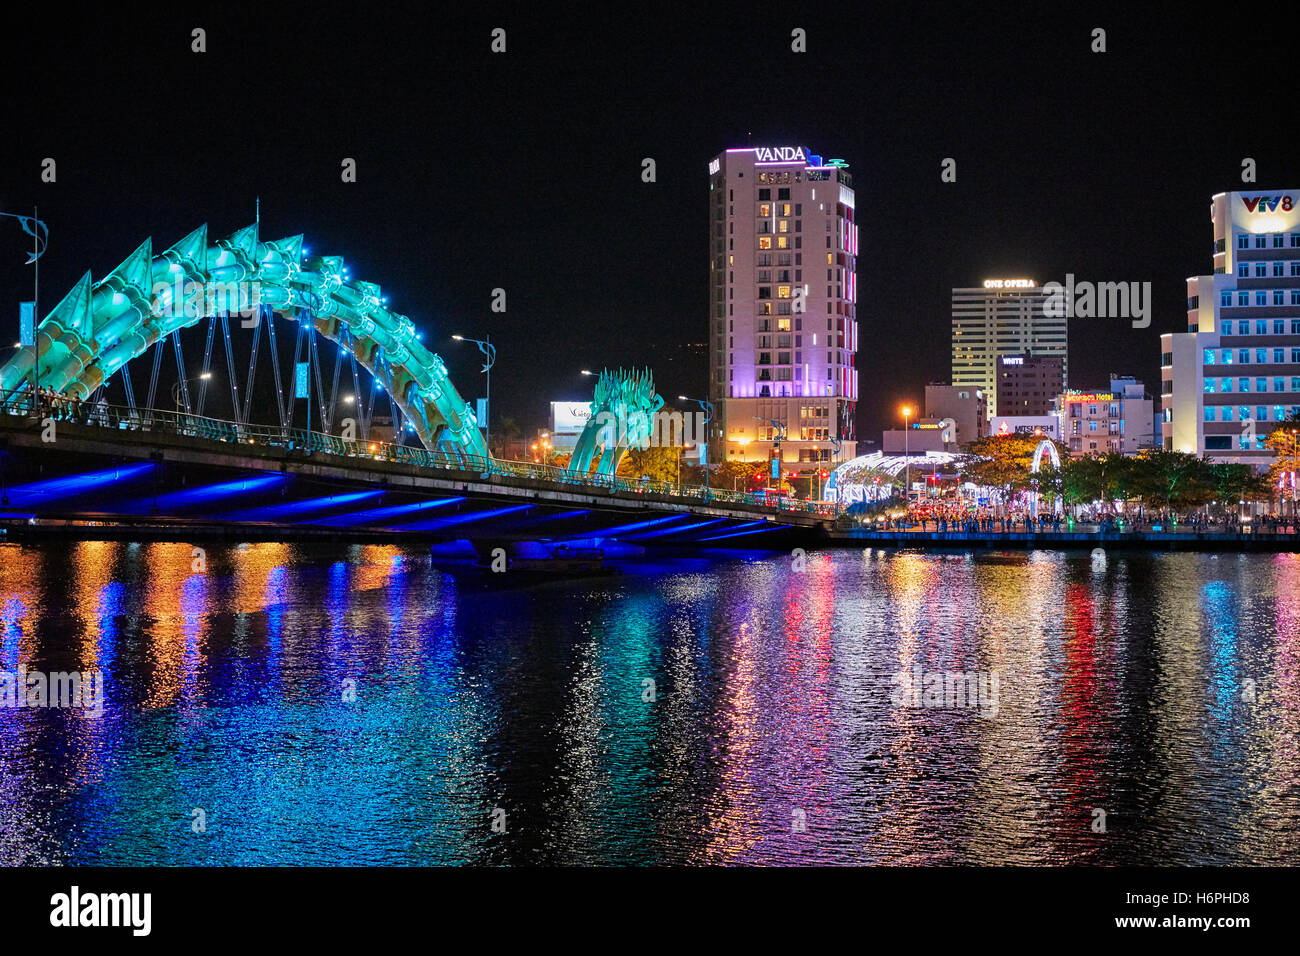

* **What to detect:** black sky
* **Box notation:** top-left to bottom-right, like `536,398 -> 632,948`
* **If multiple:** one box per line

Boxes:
2,2 -> 1295,441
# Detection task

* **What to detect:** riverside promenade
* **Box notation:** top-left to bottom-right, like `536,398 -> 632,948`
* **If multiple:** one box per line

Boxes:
829,525 -> 1300,552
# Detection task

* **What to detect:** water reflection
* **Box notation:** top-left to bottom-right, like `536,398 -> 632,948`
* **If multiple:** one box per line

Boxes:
0,541 -> 1297,865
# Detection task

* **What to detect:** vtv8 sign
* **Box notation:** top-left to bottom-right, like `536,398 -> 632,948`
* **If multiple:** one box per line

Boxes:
1242,195 -> 1294,213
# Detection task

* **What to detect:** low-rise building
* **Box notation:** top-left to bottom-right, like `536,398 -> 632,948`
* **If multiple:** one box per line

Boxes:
1059,376 -> 1154,456
923,383 -> 987,445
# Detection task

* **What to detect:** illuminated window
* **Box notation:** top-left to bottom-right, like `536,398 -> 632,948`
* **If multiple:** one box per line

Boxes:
777,237 -> 788,249
778,286 -> 791,299
759,203 -> 771,216
758,237 -> 772,250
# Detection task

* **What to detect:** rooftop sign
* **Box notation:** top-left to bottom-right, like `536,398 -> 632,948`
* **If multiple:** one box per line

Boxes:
983,279 -> 1036,289
1062,392 -> 1114,403
754,146 -> 807,163
1241,195 -> 1294,213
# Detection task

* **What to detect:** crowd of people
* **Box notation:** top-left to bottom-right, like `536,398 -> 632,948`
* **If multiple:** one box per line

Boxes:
870,502 -> 1299,535
1,387 -> 124,427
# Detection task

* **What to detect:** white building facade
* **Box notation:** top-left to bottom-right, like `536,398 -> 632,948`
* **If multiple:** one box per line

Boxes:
1162,190 -> 1300,465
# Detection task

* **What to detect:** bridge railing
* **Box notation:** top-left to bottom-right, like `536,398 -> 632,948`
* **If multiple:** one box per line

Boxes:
0,391 -> 839,517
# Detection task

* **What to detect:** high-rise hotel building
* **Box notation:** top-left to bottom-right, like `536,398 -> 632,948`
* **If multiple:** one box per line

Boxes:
707,146 -> 858,471
951,280 -> 1067,420
1163,190 -> 1300,465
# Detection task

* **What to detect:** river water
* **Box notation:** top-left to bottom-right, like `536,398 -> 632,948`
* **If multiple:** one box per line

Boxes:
0,540 -> 1296,865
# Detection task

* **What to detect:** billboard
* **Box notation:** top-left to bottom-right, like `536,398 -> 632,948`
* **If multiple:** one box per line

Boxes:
550,401 -> 592,434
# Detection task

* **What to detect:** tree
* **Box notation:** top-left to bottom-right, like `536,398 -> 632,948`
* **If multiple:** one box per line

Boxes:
492,416 -> 523,458
1208,462 -> 1270,505
613,403 -> 688,483
1264,414 -> 1300,510
713,459 -> 768,491
1129,449 -> 1213,512
617,442 -> 680,482
1033,461 -> 1064,510
963,434 -> 1066,506
1062,452 -> 1135,512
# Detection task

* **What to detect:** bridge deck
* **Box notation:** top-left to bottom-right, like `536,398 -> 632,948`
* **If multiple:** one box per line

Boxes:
1,400 -> 832,548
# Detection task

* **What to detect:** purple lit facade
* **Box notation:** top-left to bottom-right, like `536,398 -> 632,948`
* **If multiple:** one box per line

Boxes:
707,147 -> 858,472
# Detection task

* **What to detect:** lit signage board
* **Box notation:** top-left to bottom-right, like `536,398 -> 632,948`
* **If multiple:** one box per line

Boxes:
1062,392 -> 1114,403
708,158 -> 721,175
1000,356 -> 1024,365
19,301 -> 35,347
550,401 -> 592,434
983,279 -> 1036,289
754,146 -> 807,163
1241,195 -> 1294,213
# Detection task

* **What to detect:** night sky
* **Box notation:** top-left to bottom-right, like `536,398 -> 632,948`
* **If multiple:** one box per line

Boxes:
2,3 -> 1294,442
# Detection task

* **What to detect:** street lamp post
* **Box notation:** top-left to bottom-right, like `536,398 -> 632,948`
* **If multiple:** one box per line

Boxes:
754,417 -> 786,496
901,405 -> 913,506
2,208 -> 48,405
678,394 -> 715,497
453,334 -> 496,460
171,372 -> 213,415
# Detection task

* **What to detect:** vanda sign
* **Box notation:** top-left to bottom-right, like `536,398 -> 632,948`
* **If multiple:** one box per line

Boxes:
754,147 -> 807,162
